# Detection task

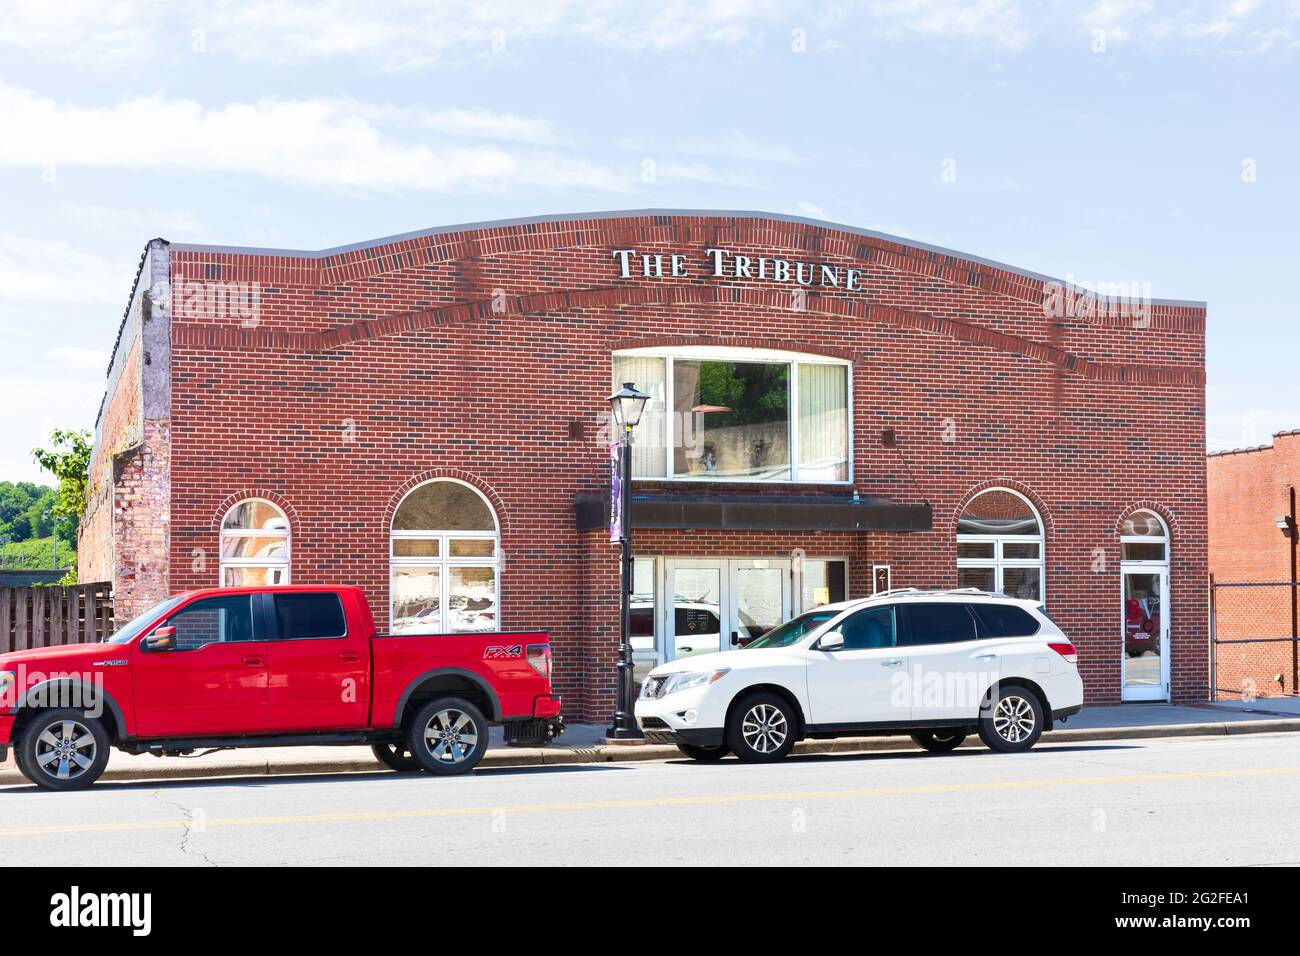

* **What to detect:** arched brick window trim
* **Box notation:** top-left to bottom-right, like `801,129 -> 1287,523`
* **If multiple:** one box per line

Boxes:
1115,501 -> 1178,539
609,334 -> 857,364
210,490 -> 300,533
382,469 -> 510,536
951,479 -> 1054,540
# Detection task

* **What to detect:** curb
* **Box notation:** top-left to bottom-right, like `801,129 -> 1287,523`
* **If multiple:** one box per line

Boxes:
3,718 -> 1299,786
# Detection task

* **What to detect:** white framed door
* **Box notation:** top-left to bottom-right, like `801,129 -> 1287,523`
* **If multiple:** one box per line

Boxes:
661,558 -> 793,663
729,559 -> 792,650
1121,567 -> 1170,701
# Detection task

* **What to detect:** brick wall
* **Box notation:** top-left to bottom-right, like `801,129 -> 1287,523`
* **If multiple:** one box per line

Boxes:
81,240 -> 173,619
141,212 -> 1206,719
1207,431 -> 1300,697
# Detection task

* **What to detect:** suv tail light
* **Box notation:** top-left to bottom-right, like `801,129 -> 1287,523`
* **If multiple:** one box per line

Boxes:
1048,642 -> 1078,664
526,644 -> 552,678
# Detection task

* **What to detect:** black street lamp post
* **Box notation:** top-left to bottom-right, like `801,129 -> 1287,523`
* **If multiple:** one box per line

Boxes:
607,382 -> 650,740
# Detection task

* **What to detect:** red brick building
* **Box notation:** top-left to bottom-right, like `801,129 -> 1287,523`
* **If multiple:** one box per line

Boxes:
80,210 -> 1209,720
1207,431 -> 1300,698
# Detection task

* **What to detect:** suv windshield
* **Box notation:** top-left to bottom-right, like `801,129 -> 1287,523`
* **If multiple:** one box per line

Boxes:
103,595 -> 186,644
744,610 -> 839,649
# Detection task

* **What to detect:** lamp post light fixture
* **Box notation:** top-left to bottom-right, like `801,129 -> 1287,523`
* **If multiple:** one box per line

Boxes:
607,381 -> 651,740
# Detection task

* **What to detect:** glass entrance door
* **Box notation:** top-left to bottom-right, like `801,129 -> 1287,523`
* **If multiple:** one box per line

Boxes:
665,560 -> 726,663
730,559 -> 791,649
663,559 -> 793,663
1122,568 -> 1169,701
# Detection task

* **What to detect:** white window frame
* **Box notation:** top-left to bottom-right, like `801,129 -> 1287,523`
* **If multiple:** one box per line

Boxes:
956,487 -> 1046,602
219,498 -> 291,586
389,478 -> 501,633
613,345 -> 853,485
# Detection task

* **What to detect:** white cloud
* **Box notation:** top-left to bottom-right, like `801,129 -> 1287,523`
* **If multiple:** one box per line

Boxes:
62,205 -> 207,239
0,0 -> 157,66
0,83 -> 630,194
0,375 -> 104,484
47,347 -> 111,370
1082,0 -> 1295,52
868,0 -> 1032,51
796,201 -> 830,220
0,233 -> 124,304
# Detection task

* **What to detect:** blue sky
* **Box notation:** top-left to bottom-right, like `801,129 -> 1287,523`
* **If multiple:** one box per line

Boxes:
1,0 -> 1297,483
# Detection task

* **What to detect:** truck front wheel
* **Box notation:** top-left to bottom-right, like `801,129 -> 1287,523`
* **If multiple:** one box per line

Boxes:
17,709 -> 111,791
407,697 -> 489,776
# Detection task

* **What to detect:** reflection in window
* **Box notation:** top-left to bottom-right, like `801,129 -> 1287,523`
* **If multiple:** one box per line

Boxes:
956,489 -> 1044,601
801,560 -> 847,610
674,359 -> 790,479
1121,511 -> 1168,562
220,499 -> 290,586
613,349 -> 850,483
390,480 -> 499,633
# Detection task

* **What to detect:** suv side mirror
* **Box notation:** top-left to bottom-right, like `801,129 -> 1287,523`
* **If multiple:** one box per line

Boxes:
817,630 -> 845,651
141,625 -> 176,653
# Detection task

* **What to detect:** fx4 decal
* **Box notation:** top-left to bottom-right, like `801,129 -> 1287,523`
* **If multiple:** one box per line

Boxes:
483,644 -> 523,660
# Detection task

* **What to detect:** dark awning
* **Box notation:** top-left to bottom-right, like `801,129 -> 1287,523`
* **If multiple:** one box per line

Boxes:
574,492 -> 931,533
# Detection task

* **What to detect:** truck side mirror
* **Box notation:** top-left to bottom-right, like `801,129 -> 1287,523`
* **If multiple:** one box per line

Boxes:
142,625 -> 176,652
817,630 -> 845,651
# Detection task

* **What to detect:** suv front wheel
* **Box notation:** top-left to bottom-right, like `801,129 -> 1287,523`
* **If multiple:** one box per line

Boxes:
978,684 -> 1044,753
726,693 -> 797,763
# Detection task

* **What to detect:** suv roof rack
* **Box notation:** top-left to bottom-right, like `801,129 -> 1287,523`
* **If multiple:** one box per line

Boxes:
868,587 -> 1010,599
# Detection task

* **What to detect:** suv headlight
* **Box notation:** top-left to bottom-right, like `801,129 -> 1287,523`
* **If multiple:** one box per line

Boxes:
660,668 -> 730,697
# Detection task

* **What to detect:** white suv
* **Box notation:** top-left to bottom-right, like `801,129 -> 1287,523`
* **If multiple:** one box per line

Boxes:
634,588 -> 1083,763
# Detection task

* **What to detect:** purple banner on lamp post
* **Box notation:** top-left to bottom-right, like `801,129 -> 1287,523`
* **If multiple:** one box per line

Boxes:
610,440 -> 623,543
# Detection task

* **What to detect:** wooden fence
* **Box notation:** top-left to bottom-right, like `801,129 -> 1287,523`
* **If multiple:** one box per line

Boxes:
0,583 -> 114,654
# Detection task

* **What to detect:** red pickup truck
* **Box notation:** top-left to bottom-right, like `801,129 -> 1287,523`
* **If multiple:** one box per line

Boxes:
0,585 -> 563,791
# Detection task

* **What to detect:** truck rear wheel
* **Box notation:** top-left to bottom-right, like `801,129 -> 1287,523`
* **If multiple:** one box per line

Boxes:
16,709 -> 111,791
407,697 -> 489,776
371,743 -> 423,773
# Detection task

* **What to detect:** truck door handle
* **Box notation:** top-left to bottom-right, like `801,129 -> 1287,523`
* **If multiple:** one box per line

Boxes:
339,652 -> 361,663
242,655 -> 264,666
881,659 -> 904,667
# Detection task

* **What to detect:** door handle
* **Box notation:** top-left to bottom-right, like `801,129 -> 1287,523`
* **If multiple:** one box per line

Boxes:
881,659 -> 904,667
339,652 -> 362,663
679,647 -> 693,654
242,655 -> 264,666
975,653 -> 997,661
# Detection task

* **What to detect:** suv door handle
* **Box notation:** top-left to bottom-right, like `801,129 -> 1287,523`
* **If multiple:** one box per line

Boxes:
881,659 -> 904,667
242,655 -> 264,666
339,651 -> 362,663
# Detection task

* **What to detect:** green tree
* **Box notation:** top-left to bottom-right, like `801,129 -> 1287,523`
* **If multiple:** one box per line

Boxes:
31,429 -> 92,540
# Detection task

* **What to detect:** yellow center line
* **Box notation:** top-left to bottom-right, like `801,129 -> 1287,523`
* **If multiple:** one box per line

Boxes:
4,765 -> 1298,838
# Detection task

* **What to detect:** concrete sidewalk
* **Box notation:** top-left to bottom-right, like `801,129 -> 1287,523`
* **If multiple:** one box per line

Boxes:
3,700 -> 1299,786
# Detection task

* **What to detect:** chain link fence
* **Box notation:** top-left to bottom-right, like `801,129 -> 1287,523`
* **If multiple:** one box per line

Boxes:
1211,580 -> 1300,701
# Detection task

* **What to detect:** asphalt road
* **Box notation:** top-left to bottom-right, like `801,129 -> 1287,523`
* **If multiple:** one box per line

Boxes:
3,731 -> 1300,866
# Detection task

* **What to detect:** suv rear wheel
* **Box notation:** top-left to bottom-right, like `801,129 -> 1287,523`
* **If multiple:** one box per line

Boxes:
978,684 -> 1044,753
407,697 -> 489,775
726,693 -> 797,763
911,731 -> 966,753
17,709 -> 111,791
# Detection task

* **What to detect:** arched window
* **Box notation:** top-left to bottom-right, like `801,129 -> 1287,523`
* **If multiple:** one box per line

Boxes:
220,499 -> 290,586
1120,510 -> 1169,562
956,489 -> 1044,601
390,480 -> 500,633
